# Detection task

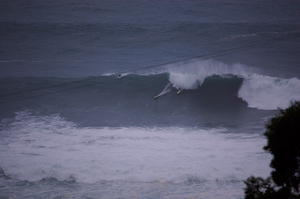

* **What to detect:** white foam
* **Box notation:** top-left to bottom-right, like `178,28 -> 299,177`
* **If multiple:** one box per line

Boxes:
0,112 -> 271,184
238,74 -> 300,110
167,59 -> 256,89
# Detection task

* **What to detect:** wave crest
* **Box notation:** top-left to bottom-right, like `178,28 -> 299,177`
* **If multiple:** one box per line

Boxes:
167,59 -> 256,89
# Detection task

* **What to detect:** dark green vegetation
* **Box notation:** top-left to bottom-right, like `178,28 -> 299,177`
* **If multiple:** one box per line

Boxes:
244,101 -> 300,199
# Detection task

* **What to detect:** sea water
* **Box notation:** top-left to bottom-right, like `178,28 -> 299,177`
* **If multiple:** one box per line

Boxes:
1,0 -> 300,198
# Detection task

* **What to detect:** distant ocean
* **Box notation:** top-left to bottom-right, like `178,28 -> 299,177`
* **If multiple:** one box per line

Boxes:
1,0 -> 300,198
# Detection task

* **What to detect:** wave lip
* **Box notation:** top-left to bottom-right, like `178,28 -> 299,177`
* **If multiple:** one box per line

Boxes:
167,59 -> 257,89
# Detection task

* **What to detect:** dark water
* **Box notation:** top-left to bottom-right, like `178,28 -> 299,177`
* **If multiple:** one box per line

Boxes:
0,0 -> 300,198
0,73 -> 277,128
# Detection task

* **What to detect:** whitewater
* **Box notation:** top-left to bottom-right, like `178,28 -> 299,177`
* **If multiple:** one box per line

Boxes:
0,111 -> 271,198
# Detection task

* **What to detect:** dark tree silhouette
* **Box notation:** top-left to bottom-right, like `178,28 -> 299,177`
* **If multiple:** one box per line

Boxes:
244,101 -> 300,199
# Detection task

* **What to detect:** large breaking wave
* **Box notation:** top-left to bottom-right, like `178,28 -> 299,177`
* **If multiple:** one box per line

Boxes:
1,59 -> 299,128
165,59 -> 300,110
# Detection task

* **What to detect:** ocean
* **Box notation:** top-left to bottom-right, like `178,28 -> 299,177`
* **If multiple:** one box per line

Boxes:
0,0 -> 300,198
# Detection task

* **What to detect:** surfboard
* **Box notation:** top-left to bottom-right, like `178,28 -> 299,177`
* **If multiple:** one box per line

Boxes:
177,89 -> 182,94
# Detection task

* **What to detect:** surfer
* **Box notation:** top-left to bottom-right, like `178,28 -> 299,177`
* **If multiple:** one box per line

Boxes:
177,88 -> 182,94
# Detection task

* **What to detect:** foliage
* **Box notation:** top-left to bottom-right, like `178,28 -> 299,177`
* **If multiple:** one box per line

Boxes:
244,177 -> 275,199
244,101 -> 300,199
